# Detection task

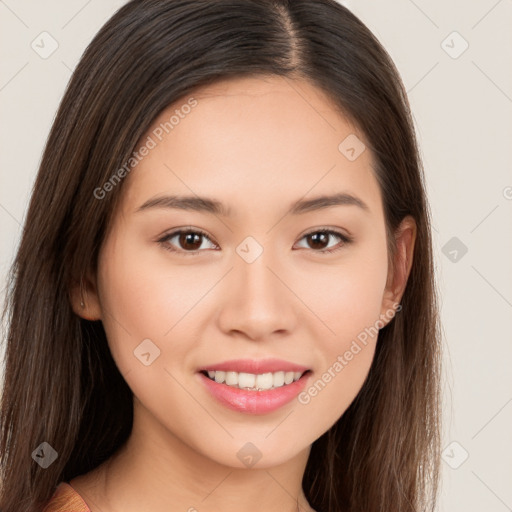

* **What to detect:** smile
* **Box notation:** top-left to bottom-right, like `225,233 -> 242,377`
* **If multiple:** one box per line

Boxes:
201,370 -> 308,391
197,369 -> 312,414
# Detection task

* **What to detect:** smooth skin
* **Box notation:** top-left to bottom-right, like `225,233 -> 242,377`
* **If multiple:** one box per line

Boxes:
70,75 -> 416,512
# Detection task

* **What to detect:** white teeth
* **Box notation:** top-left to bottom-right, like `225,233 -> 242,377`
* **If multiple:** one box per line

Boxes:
213,371 -> 225,383
205,370 -> 305,390
225,371 -> 238,386
273,371 -> 285,387
238,372 -> 256,388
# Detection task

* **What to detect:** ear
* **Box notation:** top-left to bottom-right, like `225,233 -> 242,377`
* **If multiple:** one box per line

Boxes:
69,269 -> 102,321
379,215 -> 417,327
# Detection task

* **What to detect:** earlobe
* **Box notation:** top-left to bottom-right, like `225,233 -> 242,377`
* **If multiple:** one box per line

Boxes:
69,272 -> 102,321
379,215 -> 417,325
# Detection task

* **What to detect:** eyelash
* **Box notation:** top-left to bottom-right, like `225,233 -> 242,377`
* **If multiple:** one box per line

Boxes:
157,227 -> 353,256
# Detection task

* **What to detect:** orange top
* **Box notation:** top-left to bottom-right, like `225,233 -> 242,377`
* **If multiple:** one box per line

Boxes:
43,482 -> 91,512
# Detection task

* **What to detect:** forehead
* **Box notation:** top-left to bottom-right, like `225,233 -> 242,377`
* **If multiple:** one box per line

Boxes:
120,75 -> 383,220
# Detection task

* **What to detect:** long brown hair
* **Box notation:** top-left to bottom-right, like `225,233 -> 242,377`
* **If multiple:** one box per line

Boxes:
0,1 -> 442,510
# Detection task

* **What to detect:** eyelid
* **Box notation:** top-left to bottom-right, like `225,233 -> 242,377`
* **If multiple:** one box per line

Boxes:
299,225 -> 352,240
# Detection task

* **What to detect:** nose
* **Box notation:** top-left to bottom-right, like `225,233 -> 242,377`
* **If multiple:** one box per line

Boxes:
217,250 -> 298,341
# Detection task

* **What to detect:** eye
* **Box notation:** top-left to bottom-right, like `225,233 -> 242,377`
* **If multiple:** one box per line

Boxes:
158,227 -> 353,256
294,229 -> 353,254
158,228 -> 217,256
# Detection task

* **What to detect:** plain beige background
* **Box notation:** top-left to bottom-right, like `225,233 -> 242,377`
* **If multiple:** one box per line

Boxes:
1,1 -> 511,510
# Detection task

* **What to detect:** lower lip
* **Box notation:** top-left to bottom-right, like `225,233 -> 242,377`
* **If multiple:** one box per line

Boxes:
197,371 -> 311,414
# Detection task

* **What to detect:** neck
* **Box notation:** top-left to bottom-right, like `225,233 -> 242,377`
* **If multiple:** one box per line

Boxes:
74,398 -> 315,512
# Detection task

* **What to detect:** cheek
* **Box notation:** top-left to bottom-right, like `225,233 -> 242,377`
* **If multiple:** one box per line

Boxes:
296,340 -> 376,443
296,236 -> 389,346
99,230 -> 187,330
96,231 -> 218,377
289,239 -> 387,429
96,234 -> 169,367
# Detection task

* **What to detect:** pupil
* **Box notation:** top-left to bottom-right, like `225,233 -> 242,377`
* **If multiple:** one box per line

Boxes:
180,232 -> 201,250
309,232 -> 328,249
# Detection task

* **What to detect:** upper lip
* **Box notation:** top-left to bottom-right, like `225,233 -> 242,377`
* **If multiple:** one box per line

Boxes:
199,358 -> 310,374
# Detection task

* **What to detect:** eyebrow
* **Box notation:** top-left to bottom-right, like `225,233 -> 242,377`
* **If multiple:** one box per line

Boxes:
135,192 -> 370,216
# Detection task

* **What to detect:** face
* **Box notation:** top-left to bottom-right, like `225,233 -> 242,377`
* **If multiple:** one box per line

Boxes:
80,75 -> 412,470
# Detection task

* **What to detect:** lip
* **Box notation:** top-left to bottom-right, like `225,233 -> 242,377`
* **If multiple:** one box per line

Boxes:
197,370 -> 312,414
198,358 -> 310,374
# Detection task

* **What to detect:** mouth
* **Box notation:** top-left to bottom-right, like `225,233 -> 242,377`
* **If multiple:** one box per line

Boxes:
197,367 -> 313,414
199,369 -> 312,391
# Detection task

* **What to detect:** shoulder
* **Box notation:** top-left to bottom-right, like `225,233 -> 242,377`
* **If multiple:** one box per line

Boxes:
43,482 -> 91,512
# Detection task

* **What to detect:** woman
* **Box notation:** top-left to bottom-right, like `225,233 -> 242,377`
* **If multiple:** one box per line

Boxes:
0,1 -> 442,511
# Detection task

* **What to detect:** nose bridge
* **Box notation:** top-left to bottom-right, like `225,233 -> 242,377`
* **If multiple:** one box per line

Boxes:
238,248 -> 279,297
236,239 -> 285,306
218,238 -> 296,338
